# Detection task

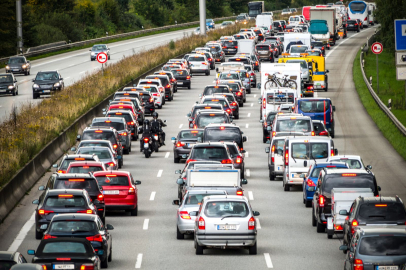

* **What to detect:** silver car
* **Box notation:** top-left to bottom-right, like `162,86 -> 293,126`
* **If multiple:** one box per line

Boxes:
173,190 -> 227,239
188,54 -> 210,76
191,195 -> 260,255
76,146 -> 118,170
90,44 -> 110,61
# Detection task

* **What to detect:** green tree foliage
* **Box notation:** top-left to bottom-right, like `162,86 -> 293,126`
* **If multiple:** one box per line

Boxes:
0,0 -> 16,56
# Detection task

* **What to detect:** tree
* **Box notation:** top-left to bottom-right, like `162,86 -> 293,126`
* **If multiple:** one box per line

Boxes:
0,0 -> 16,57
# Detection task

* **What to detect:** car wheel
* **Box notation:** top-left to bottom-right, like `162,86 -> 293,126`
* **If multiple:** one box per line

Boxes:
177,226 -> 184,240
129,144 -> 132,152
174,156 -> 180,163
188,85 -> 191,90
108,55 -> 111,60
130,205 -> 138,216
195,240 -> 204,255
101,256 -> 108,268
331,132 -> 335,138
158,104 -> 162,109
12,89 -> 16,96
16,89 -> 18,95
269,171 -> 275,181
327,231 -> 333,239
33,93 -> 38,99
253,83 -> 257,88
168,94 -> 173,101
205,70 -> 210,76
108,245 -> 112,262
305,199 -> 312,208
119,160 -> 122,169
284,182 -> 290,191
239,102 -> 244,107
312,206 -> 317,227
234,114 -> 239,120
316,220 -> 325,233
248,241 -> 257,255
35,228 -> 43,240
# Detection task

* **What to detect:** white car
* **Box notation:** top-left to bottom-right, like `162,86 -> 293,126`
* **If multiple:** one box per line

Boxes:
188,54 -> 210,76
288,45 -> 309,56
194,26 -> 210,35
327,155 -> 373,171
139,85 -> 164,109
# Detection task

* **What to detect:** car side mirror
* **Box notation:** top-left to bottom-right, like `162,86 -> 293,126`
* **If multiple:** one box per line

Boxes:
76,135 -> 81,141
243,136 -> 247,142
378,186 -> 381,192
266,126 -> 272,131
339,210 -> 349,216
27,250 -> 35,255
259,119 -> 264,123
186,113 -> 191,117
172,199 -> 180,205
32,199 -> 39,204
52,164 -> 58,168
40,224 -> 48,230
89,49 -> 92,51
133,180 -> 141,185
253,211 -> 260,216
176,178 -> 184,185
304,160 -> 308,167
339,245 -> 349,251
27,60 -> 30,63
265,147 -> 270,153
38,186 -> 45,191
70,147 -> 76,152
241,179 -> 248,185
189,211 -> 198,216
32,79 -> 35,82
164,120 -> 167,123
106,224 -> 114,230
332,105 -> 335,111
366,165 -> 372,170
14,79 -> 17,83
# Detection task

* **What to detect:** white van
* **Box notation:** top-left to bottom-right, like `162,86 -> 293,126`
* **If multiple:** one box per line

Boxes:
260,87 -> 297,120
256,15 -> 274,34
282,136 -> 337,191
283,32 -> 311,52
288,15 -> 303,26
237,39 -> 256,55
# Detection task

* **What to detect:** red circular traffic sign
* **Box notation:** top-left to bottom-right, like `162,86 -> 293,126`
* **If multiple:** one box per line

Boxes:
97,52 -> 108,64
371,42 -> 383,54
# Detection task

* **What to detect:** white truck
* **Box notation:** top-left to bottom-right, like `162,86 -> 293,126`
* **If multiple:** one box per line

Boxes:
237,39 -> 256,55
326,188 -> 374,239
309,8 -> 342,46
283,33 -> 312,53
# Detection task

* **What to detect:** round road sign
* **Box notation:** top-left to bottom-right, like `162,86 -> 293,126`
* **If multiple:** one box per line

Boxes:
371,42 -> 383,54
97,52 -> 108,64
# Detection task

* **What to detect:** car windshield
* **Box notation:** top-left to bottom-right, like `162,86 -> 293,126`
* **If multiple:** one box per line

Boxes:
234,35 -> 246,40
349,2 -> 366,12
204,201 -> 249,217
179,130 -> 203,140
323,175 -> 375,195
42,242 -> 87,254
286,60 -> 308,69
306,51 -> 320,56
312,42 -> 324,47
68,166 -> 103,174
206,19 -> 213,22
256,45 -> 270,51
35,72 -> 58,81
197,115 -> 228,128
276,119 -> 311,132
54,179 -> 99,192
106,113 -> 132,123
92,121 -> 124,130
96,175 -> 130,186
348,20 -> 357,24
0,75 -> 13,83
8,57 -> 25,64
290,17 -> 300,21
77,149 -> 112,159
202,98 -> 228,107
82,131 -> 115,143
79,142 -> 110,149
310,166 -> 342,177
236,16 -> 245,20
190,147 -> 228,160
358,203 -> 406,221
227,84 -> 239,91
49,221 -> 98,234
184,193 -> 223,205
45,196 -> 86,207
190,56 -> 205,62
291,142 -> 328,159
205,128 -> 241,143
173,70 -> 187,76
92,45 -> 107,51
204,87 -> 229,95
359,236 -> 406,256
220,73 -> 239,80
299,100 -> 331,113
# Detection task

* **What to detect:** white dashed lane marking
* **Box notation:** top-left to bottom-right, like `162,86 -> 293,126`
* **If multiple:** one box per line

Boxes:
165,152 -> 170,158
150,192 -> 156,201
135,253 -> 143,268
143,219 -> 149,230
264,253 -> 273,268
157,170 -> 163,177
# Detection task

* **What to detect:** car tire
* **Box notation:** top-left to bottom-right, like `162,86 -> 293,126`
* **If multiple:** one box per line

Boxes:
174,156 -> 180,163
101,256 -> 108,268
130,205 -> 138,216
316,220 -> 325,233
283,180 -> 290,191
253,83 -> 256,88
35,228 -> 43,240
12,89 -> 16,96
177,226 -> 184,240
239,102 -> 244,107
269,171 -> 275,181
312,206 -> 317,227
158,104 -> 162,109
234,114 -> 239,119
108,245 -> 112,262
249,241 -> 257,255
108,55 -> 111,60
195,240 -> 204,255
327,231 -> 333,239
205,70 -> 210,76
168,94 -> 173,101
305,200 -> 312,208
188,85 -> 191,90
119,160 -> 123,169
123,147 -> 130,154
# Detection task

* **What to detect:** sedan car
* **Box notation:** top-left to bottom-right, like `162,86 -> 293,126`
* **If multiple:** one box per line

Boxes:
191,195 -> 260,255
42,214 -> 114,268
5,56 -> 30,75
32,70 -> 64,99
28,238 -> 102,270
90,44 -> 110,61
173,190 -> 227,239
172,129 -> 204,163
0,73 -> 18,96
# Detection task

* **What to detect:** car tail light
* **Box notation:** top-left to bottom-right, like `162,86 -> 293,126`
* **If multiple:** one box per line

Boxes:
311,131 -> 315,136
129,187 -> 135,194
236,92 -> 242,96
43,234 -> 57,239
97,194 -> 104,202
236,190 -> 243,196
77,209 -> 94,214
144,138 -> 149,143
186,159 -> 196,164
335,224 -> 343,230
121,132 -> 127,136
57,258 -> 71,261
57,170 -> 66,173
208,58 -> 212,61
263,98 -> 266,109
59,194 -> 73,198
272,131 -> 276,137
202,62 -> 208,65
318,194 -> 325,207
331,149 -> 335,156
38,209 -> 54,215
221,159 -> 233,164
226,109 -> 232,114
86,234 -> 103,242
307,179 -> 316,187
319,131 -> 328,136
107,162 -> 115,167
285,149 -> 289,166
248,217 -> 255,230
170,78 -> 175,82
165,84 -> 170,88
127,121 -> 134,125
198,216 -> 205,230
236,156 -> 242,164
113,144 -> 118,149
95,130 -> 103,133
342,173 -> 357,177
307,86 -> 314,90
231,102 -> 237,106
42,265 -> 47,270
352,220 -> 358,227
354,259 -> 363,270
234,46 -> 238,49
364,17 -> 367,21
186,76 -> 190,80
179,211 -> 191,219
149,97 -> 154,103
80,264 -> 95,270
176,142 -> 185,147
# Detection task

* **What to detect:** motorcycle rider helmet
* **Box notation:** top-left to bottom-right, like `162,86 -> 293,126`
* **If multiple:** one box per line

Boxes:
152,112 -> 158,119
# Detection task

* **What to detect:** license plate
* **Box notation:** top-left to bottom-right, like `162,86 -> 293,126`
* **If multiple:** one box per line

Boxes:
144,143 -> 149,148
0,90 -> 6,92
177,82 -> 183,85
43,90 -> 51,93
349,24 -> 353,26
103,190 -> 119,195
117,155 -> 122,159
376,267 -> 398,270
217,224 -> 236,230
14,69 -> 19,72
53,265 -> 74,269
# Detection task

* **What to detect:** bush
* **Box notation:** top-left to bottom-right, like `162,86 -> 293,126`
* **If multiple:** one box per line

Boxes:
32,24 -> 67,44
169,40 -> 175,50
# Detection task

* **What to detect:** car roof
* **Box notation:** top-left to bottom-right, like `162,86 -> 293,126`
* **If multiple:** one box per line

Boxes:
329,155 -> 361,160
186,190 -> 227,195
358,196 -> 402,204
202,95 -> 227,100
77,146 -> 112,151
325,169 -> 369,175
205,123 -> 239,129
93,117 -> 125,123
287,136 -> 331,142
0,251 -> 15,260
67,161 -> 104,167
47,189 -> 85,195
313,162 -> 348,168
50,213 -> 97,222
358,227 -> 406,236
194,142 -> 227,147
204,195 -> 248,202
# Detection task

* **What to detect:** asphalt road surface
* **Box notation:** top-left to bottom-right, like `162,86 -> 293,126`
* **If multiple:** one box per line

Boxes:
1,25 -> 406,270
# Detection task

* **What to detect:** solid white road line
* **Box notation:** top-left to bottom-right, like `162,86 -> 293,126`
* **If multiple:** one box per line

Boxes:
256,218 -> 261,229
246,169 -> 251,177
8,212 -> 35,252
143,219 -> 149,230
150,192 -> 156,201
157,170 -> 163,177
264,253 -> 274,268
179,124 -> 183,128
165,152 -> 170,158
247,113 -> 251,117
135,253 -> 143,268
246,124 -> 249,128
248,191 -> 254,201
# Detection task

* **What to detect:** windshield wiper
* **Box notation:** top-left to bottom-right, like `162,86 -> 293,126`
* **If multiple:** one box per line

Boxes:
221,215 -> 240,220
291,156 -> 297,163
368,215 -> 386,219
386,253 -> 405,256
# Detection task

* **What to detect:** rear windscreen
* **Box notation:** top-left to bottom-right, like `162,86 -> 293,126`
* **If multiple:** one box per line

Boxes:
229,59 -> 249,64
204,128 -> 241,143
42,242 -> 87,254
299,100 -> 331,113
290,47 -> 307,53
359,236 -> 406,256
68,166 -> 104,174
92,121 -> 124,130
291,142 -> 328,159
106,113 -> 132,123
82,131 -> 115,143
45,196 -> 86,207
358,203 -> 406,221
173,70 -> 187,76
219,73 -> 240,80
323,175 -> 375,195
184,193 -> 224,205
190,57 -> 205,62
276,119 -> 312,132
256,45 -> 270,51
310,166 -> 343,178
272,139 -> 285,154
202,99 -> 228,107
54,179 -> 99,192
204,87 -> 229,95
204,201 -> 248,217
197,115 -> 228,127
227,84 -> 239,91
49,220 -> 98,234
79,142 -> 109,148
139,81 -> 159,86
60,159 -> 93,170
333,159 -> 362,169
225,41 -> 238,46
96,175 -> 129,186
77,149 -> 112,159
190,147 -> 229,160
179,130 -> 203,140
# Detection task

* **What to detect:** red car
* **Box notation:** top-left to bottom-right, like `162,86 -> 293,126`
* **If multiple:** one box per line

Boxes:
66,161 -> 106,174
107,104 -> 137,118
93,171 -> 141,216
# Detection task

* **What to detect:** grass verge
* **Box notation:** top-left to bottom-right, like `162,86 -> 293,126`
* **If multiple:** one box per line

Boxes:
353,50 -> 406,160
0,22 -> 254,189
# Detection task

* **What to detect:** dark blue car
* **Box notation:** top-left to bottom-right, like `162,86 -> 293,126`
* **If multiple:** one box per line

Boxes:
302,162 -> 348,207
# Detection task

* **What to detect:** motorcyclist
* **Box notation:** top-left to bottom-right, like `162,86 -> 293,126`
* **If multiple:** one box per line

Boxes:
140,119 -> 152,152
150,112 -> 166,145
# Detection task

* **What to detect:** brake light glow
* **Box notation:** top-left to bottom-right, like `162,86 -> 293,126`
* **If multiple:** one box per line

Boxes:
68,179 -> 84,182
354,259 -> 363,270
319,196 -> 325,207
77,209 -> 93,214
129,187 -> 135,194
82,166 -> 89,169
236,190 -> 243,195
342,173 -> 356,177
107,162 -> 115,167
97,194 -> 104,202
86,234 -> 103,242
38,209 -> 54,215
58,194 -> 73,198
105,120 -> 111,123
285,149 -> 289,166
128,122 -> 134,125
236,156 -> 242,164
335,224 -> 343,230
352,220 -> 358,226
115,113 -> 123,115
307,179 -> 316,187
113,144 -> 118,149
75,158 -> 85,161
248,217 -> 255,230
186,76 -> 190,80
179,211 -> 191,219
56,258 -> 71,261
375,204 -> 387,207
95,130 -> 103,133
220,126 -> 225,130
58,170 -> 66,173
144,138 -> 149,143
121,132 -> 127,136
263,98 -> 266,109
221,159 -> 233,164
80,264 -> 95,270
331,149 -> 335,156
43,234 -> 57,239
176,142 -> 185,147
186,159 -> 196,164
198,216 -> 205,230
311,131 -> 315,136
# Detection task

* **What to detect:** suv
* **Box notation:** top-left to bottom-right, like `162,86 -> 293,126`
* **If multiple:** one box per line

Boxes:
255,44 -> 274,62
203,123 -> 247,150
0,73 -> 18,96
32,71 -> 64,99
192,110 -> 232,129
342,196 -> 406,248
172,129 -> 204,163
186,142 -> 233,164
52,154 -> 100,174
312,169 -> 380,233
188,54 -> 210,76
5,56 -> 30,75
222,40 -> 238,55
77,127 -> 123,168
271,115 -> 314,138
145,75 -> 174,101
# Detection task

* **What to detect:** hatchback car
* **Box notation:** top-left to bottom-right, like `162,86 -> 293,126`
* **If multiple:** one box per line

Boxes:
222,40 -> 238,55
191,195 -> 260,255
76,146 -> 119,170
145,75 -> 174,101
52,154 -> 100,174
106,109 -> 140,134
5,56 -> 30,75
32,70 -> 64,99
347,20 -> 360,32
90,44 -> 110,61
312,120 -> 330,136
255,44 -> 274,62
66,161 -> 106,174
74,140 -> 115,154
172,129 -> 204,163
171,69 -> 191,89
192,110 -> 232,129
0,73 -> 18,96
186,142 -> 233,164
188,54 -> 210,75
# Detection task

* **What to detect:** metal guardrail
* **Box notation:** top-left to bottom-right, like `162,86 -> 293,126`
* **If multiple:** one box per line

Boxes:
359,31 -> 406,136
0,16 -> 236,63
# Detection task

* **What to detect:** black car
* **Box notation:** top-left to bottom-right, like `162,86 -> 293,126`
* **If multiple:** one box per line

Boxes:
200,95 -> 232,115
5,56 -> 30,75
28,238 -> 101,270
311,41 -> 326,56
186,142 -> 233,164
0,73 -> 18,96
203,123 -> 247,151
340,227 -> 406,270
312,169 -> 380,234
260,111 -> 278,143
192,110 -> 232,129
134,91 -> 155,115
113,95 -> 144,124
40,173 -> 106,222
222,40 -> 238,55
171,69 -> 191,89
342,196 -> 406,248
145,74 -> 173,101
172,129 -> 204,163
77,127 -> 124,168
0,251 -> 27,268
347,20 -> 360,32
43,214 -> 114,268
220,81 -> 246,106
221,92 -> 240,119
52,154 -> 100,174
32,71 -> 64,99
91,117 -> 133,153
187,103 -> 224,127
154,70 -> 178,92
206,44 -> 225,62
273,21 -> 283,32
32,189 -> 98,239
202,85 -> 231,97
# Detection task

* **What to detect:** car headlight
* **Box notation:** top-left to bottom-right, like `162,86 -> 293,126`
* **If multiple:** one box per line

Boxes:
54,82 -> 60,87
22,64 -> 26,68
5,65 -> 10,69
33,84 -> 39,88
8,85 -> 14,89
91,52 -> 95,56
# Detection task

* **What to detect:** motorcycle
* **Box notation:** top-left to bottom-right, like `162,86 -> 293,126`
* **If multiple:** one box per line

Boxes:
142,135 -> 154,158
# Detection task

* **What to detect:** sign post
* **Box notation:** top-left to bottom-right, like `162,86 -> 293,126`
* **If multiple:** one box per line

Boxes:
371,42 -> 383,94
97,52 -> 108,75
395,19 -> 406,107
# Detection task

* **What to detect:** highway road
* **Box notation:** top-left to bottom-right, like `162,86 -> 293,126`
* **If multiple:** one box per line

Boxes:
1,25 -> 406,270
0,27 -> 198,122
